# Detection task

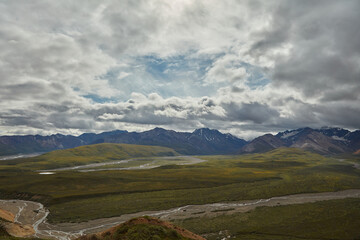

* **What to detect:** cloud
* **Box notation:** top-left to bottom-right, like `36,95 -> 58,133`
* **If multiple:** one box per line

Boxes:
223,102 -> 280,124
0,4 -> 118,98
204,54 -> 248,84
258,1 -> 360,99
1,1 -> 360,138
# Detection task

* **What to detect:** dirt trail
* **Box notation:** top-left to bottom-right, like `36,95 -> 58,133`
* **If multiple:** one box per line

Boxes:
1,189 -> 360,240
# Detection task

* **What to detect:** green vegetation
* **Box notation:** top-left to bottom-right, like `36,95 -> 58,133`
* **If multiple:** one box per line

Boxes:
0,143 -> 178,170
80,224 -> 188,240
111,224 -> 188,240
77,217 -> 198,240
173,198 -> 360,240
210,208 -> 235,212
0,148 -> 359,224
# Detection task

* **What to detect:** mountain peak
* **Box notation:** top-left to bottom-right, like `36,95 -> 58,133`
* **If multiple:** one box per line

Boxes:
245,126 -> 355,155
149,127 -> 169,133
193,128 -> 220,135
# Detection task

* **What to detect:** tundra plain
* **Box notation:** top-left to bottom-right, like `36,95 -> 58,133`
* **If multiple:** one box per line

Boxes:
0,145 -> 360,239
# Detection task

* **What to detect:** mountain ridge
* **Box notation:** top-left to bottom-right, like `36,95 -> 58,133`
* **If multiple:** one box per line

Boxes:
76,216 -> 205,240
241,127 -> 360,155
1,127 -> 360,156
0,128 -> 247,156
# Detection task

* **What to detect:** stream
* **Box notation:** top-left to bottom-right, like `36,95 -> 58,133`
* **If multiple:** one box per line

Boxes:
1,189 -> 360,240
37,156 -> 206,173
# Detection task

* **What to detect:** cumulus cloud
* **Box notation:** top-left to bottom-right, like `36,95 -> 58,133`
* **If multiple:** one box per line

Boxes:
1,0 -> 360,139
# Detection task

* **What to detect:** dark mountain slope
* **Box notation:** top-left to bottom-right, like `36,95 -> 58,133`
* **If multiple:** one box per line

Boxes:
0,134 -> 84,156
316,127 -> 350,138
345,130 -> 360,150
2,126 -> 360,156
188,128 -> 247,154
78,130 -> 127,144
241,127 -> 353,154
239,134 -> 285,153
286,129 -> 350,154
99,128 -> 247,155
0,128 -> 247,156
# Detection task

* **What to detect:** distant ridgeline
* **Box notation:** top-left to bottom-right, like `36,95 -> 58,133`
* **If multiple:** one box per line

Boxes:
0,128 -> 246,156
240,127 -> 360,155
1,127 -> 360,156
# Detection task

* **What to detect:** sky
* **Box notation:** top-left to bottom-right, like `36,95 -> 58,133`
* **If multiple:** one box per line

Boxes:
1,0 -> 360,139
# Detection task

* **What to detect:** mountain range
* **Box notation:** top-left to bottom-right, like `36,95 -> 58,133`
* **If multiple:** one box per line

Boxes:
0,128 -> 247,156
1,127 -> 360,156
240,127 -> 360,155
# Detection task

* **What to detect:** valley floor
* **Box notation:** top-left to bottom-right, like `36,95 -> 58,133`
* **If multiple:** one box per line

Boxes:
1,189 -> 360,240
1,148 -> 360,239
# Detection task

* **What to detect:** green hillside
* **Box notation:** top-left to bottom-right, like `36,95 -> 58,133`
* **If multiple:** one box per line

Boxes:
1,143 -> 178,170
175,198 -> 360,240
77,216 -> 203,240
0,148 -> 359,225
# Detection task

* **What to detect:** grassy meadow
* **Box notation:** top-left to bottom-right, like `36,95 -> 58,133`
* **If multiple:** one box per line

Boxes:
0,143 -> 178,170
173,198 -> 360,240
0,146 -> 359,225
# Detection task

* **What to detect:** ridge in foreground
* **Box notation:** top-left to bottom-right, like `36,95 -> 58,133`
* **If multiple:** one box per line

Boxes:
76,216 -> 205,240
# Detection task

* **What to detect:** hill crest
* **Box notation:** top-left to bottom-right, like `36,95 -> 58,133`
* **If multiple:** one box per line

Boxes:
76,216 -> 205,240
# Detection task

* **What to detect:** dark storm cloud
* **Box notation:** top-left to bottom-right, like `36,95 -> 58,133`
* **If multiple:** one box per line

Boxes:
0,109 -> 49,129
0,81 -> 67,101
223,102 -> 280,124
315,103 -> 360,129
259,1 -> 360,98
